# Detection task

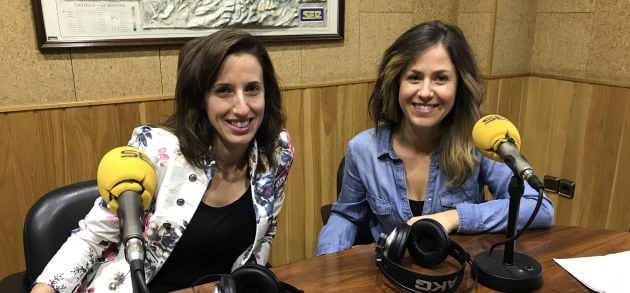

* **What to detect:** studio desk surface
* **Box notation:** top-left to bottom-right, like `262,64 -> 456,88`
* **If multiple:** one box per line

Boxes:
176,225 -> 630,292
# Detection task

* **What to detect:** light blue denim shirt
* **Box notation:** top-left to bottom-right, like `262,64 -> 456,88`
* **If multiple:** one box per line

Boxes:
315,125 -> 553,255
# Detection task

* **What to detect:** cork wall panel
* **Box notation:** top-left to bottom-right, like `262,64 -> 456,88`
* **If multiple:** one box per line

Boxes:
492,0 -> 536,75
267,44 -> 303,87
457,12 -> 495,75
459,0 -> 497,13
0,1 -> 75,106
0,50 -> 76,106
412,0 -> 459,25
71,50 -> 163,100
586,10 -> 630,84
300,0 -> 360,84
359,0 -> 412,13
595,0 -> 630,12
536,0 -> 595,12
358,13 -> 413,79
159,48 -> 180,96
531,13 -> 593,78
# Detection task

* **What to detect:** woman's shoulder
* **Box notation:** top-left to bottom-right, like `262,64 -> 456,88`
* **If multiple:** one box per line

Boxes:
277,128 -> 292,145
273,128 -> 295,159
128,125 -> 180,156
350,127 -> 379,143
347,127 -> 383,151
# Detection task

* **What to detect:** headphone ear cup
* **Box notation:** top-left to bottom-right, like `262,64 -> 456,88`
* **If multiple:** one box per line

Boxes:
386,224 -> 411,264
217,275 -> 237,293
230,264 -> 281,293
407,219 -> 450,268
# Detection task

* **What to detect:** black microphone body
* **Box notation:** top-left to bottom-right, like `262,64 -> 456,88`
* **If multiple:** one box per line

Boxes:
496,140 -> 544,191
117,190 -> 149,293
117,190 -> 146,265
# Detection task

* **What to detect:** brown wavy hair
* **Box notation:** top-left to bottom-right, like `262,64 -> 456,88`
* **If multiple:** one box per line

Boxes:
163,29 -> 285,170
368,21 -> 484,186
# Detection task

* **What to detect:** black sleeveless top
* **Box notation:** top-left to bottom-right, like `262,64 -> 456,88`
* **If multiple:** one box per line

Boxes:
409,199 -> 425,217
148,187 -> 255,292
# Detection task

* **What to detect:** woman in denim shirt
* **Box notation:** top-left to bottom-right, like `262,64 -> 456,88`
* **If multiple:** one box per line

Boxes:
316,21 -> 553,255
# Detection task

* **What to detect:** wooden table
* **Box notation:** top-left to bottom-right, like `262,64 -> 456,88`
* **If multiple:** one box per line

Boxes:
180,225 -> 630,292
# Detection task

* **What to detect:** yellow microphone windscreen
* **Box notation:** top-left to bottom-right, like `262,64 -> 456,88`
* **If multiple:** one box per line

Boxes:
96,146 -> 157,213
472,115 -> 521,162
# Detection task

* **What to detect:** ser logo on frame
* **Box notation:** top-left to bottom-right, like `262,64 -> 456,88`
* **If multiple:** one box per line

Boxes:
300,8 -> 324,22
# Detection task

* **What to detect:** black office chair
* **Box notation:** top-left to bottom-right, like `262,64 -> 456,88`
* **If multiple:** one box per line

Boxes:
320,157 -> 374,245
0,180 -> 100,293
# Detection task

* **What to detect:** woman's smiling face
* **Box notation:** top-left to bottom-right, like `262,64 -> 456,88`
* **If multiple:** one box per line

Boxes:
205,53 -> 265,153
398,43 -> 457,133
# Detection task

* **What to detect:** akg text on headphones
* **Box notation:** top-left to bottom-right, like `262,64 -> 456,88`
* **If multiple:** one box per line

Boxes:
375,218 -> 471,293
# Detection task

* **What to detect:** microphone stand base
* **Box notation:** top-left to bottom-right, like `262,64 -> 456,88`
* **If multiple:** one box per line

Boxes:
473,250 -> 543,292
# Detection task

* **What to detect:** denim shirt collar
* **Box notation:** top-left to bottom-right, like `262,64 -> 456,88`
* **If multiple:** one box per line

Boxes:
376,124 -> 400,161
375,124 -> 441,165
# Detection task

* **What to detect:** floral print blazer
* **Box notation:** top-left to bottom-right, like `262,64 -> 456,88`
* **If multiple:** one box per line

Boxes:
35,126 -> 294,292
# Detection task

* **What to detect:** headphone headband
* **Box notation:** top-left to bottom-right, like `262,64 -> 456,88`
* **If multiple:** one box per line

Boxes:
375,231 -> 469,293
192,264 -> 303,293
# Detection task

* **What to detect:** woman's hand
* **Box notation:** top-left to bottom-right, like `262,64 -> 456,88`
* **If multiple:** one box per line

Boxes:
407,209 -> 460,234
30,283 -> 56,293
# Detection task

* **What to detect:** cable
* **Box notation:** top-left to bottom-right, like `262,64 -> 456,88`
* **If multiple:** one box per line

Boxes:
488,188 -> 544,255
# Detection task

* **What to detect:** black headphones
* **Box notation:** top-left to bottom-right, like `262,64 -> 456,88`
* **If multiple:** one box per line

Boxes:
202,264 -> 303,293
375,219 -> 471,293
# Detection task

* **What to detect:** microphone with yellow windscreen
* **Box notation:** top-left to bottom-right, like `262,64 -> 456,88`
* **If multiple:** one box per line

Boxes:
96,146 -> 156,293
97,146 -> 156,213
472,115 -> 542,190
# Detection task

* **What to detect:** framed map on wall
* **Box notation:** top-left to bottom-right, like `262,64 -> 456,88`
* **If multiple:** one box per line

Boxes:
32,0 -> 344,50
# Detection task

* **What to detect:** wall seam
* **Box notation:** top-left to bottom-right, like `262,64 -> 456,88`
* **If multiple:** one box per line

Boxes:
70,49 -> 78,102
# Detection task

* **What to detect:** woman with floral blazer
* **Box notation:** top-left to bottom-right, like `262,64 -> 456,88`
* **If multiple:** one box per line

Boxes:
33,29 -> 294,293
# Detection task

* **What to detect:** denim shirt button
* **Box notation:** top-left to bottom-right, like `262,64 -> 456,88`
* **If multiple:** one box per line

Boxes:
188,174 -> 197,182
176,198 -> 185,206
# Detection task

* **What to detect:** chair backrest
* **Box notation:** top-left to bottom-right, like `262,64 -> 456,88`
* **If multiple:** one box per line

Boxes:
22,180 -> 100,288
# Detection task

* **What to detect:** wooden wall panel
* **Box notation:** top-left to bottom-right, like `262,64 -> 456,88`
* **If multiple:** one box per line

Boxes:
555,83 -> 591,225
0,113 -> 32,276
578,85 -> 627,228
485,76 -> 630,233
269,83 -> 372,266
273,89 -> 307,266
2,77 -> 630,279
608,87 -> 630,230
0,100 -> 178,278
35,110 -> 67,190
